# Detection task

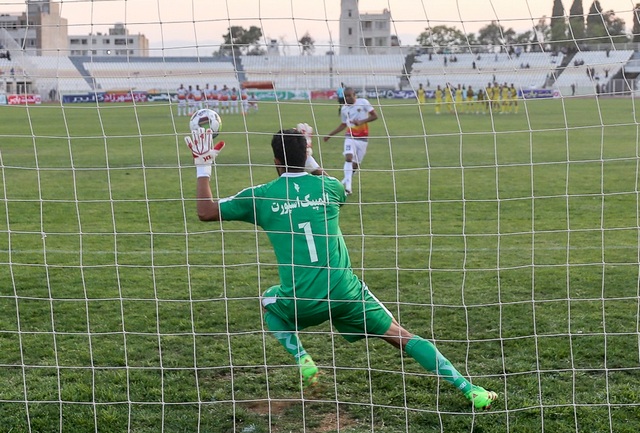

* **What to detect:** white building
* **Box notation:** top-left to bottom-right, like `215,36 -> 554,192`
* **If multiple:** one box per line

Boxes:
0,1 -> 148,57
69,22 -> 149,57
0,0 -> 68,55
339,0 -> 398,55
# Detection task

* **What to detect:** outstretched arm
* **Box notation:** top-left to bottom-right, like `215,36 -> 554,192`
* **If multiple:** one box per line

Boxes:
196,177 -> 220,221
185,127 -> 225,221
323,123 -> 347,142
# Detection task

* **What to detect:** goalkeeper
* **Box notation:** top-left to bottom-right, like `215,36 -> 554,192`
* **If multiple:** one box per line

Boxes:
185,126 -> 498,411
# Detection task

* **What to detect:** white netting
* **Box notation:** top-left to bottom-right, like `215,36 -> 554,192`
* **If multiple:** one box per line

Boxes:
1,1 -> 639,432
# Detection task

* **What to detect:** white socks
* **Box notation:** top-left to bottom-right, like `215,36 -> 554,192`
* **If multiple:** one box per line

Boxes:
343,161 -> 353,192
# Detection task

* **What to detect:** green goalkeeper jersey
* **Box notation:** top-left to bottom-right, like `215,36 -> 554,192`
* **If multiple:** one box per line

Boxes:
219,172 -> 361,309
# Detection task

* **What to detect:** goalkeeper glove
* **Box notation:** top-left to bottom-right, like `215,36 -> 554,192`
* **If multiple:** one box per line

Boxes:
184,127 -> 225,177
296,122 -> 313,147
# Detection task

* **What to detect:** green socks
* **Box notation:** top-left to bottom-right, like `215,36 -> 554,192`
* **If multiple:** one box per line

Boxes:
264,311 -> 307,362
265,312 -> 472,395
405,335 -> 472,394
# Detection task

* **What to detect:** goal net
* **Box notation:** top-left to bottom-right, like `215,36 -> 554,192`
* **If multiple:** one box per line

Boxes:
1,0 -> 639,432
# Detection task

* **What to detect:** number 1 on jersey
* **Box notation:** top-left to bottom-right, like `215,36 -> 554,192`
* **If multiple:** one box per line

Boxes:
298,221 -> 318,263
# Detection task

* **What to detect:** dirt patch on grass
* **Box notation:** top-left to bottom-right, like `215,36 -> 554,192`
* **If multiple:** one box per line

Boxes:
241,399 -> 360,432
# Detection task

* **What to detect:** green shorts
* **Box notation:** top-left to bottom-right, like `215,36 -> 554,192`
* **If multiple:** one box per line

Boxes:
261,281 -> 393,342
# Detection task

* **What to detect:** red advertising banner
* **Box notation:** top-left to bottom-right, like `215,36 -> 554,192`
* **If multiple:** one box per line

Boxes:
311,90 -> 337,100
7,94 -> 42,105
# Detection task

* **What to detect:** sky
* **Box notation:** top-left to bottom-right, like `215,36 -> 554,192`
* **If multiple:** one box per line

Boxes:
0,0 -> 637,55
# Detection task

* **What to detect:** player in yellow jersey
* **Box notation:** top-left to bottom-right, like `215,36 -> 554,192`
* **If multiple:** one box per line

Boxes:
444,84 -> 454,114
509,83 -> 519,114
491,83 -> 501,112
417,83 -> 426,104
476,88 -> 486,114
455,84 -> 464,114
484,83 -> 492,114
466,85 -> 475,114
434,85 -> 443,115
501,84 -> 510,114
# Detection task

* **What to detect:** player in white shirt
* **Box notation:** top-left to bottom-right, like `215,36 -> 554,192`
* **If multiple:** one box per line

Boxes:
192,85 -> 204,111
240,88 -> 250,114
203,84 -> 212,109
187,85 -> 197,115
208,84 -> 219,111
247,92 -> 259,113
219,85 -> 230,114
230,87 -> 240,114
176,84 -> 188,116
323,87 -> 378,194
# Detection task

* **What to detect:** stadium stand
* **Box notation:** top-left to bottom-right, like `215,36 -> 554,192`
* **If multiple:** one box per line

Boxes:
82,58 -> 240,92
0,58 -> 23,76
553,50 -> 634,96
409,52 -> 563,91
241,54 -> 405,90
3,50 -> 637,98
26,55 -> 93,94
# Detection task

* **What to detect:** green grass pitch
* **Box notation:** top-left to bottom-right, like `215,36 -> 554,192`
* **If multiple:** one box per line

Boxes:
1,96 -> 640,432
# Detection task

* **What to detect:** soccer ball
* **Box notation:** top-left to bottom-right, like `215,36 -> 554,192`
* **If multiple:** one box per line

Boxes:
189,109 -> 222,137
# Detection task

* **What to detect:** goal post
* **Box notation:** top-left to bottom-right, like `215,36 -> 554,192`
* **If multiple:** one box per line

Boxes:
1,1 -> 640,432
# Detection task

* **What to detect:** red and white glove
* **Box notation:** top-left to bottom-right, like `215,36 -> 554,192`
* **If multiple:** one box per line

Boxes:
296,122 -> 313,146
184,127 -> 225,177
296,122 -> 313,155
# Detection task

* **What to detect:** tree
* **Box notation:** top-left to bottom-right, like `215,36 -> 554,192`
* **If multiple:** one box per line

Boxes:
568,0 -> 585,44
550,0 -> 566,44
218,25 -> 264,57
586,2 -> 628,44
533,16 -> 552,44
477,21 -> 516,47
416,25 -> 467,52
515,30 -> 533,45
516,16 -> 552,52
586,0 -> 605,40
299,32 -> 315,55
602,10 -> 629,43
633,3 -> 640,42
